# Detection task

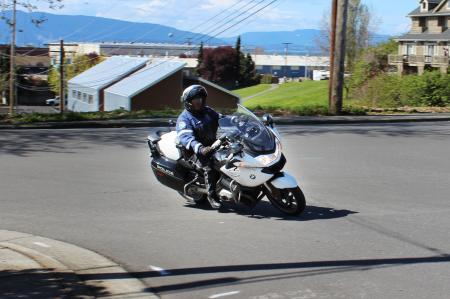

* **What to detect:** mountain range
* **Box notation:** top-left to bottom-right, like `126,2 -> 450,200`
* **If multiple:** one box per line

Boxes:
0,10 -> 391,54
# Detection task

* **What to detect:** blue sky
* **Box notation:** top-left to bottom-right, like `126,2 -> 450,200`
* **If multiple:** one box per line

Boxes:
35,0 -> 419,36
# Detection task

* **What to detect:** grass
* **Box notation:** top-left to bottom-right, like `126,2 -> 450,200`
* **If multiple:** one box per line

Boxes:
244,81 -> 331,115
233,84 -> 272,99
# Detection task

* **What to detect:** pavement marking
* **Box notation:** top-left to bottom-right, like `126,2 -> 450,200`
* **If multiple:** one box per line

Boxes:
219,222 -> 225,224
33,242 -> 51,248
209,291 -> 240,298
149,265 -> 171,276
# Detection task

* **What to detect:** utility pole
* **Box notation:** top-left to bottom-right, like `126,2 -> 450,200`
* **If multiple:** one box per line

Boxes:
328,0 -> 338,113
329,0 -> 349,115
282,42 -> 292,80
59,39 -> 65,113
9,0 -> 17,115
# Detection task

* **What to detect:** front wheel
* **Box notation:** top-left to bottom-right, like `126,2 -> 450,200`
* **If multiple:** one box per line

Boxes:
266,186 -> 306,216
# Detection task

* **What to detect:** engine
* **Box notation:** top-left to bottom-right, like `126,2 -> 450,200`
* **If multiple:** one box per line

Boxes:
217,177 -> 260,207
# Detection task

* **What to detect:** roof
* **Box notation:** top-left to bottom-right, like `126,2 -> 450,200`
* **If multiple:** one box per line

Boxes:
104,59 -> 186,98
68,56 -> 149,90
251,54 -> 329,67
408,0 -> 450,16
197,78 -> 241,101
396,29 -> 450,41
173,58 -> 198,68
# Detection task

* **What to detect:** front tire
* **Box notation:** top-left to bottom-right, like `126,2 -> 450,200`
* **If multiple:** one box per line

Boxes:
266,186 -> 306,216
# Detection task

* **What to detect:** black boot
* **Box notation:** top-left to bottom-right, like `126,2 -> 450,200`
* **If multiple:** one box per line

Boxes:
204,167 -> 221,209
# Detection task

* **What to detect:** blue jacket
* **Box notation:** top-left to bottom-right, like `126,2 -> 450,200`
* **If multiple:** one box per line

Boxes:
176,107 -> 219,154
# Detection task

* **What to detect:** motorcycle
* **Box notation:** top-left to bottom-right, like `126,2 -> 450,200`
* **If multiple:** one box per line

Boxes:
147,104 -> 306,216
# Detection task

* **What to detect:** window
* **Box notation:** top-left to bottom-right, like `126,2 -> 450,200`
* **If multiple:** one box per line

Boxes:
405,43 -> 416,55
438,16 -> 447,29
83,93 -> 87,102
422,2 -> 427,11
72,90 -> 76,98
419,17 -> 426,28
77,91 -> 81,100
291,66 -> 300,71
256,65 -> 263,70
272,65 -> 281,70
88,95 -> 93,104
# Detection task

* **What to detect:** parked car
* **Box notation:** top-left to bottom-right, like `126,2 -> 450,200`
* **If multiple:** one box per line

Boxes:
46,96 -> 60,106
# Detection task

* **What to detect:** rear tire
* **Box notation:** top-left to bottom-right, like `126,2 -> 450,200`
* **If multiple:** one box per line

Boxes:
178,191 -> 206,204
266,186 -> 306,216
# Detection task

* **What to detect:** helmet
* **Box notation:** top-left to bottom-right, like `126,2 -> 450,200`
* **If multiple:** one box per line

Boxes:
181,85 -> 207,112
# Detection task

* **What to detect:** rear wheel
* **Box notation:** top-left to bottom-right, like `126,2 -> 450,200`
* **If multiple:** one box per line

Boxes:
178,191 -> 206,204
266,185 -> 306,216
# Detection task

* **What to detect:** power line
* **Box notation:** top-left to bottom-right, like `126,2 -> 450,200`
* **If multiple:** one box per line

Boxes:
203,0 -> 279,43
192,0 -> 267,43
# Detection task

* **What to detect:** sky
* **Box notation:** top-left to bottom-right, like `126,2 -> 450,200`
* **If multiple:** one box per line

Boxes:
33,0 -> 420,37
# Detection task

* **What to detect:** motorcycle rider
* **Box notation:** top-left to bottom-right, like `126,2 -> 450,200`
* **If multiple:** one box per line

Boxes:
176,85 -> 221,209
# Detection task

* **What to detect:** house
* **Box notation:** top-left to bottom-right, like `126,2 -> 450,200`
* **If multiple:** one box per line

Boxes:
68,57 -> 239,112
67,56 -> 148,112
104,60 -> 186,111
389,0 -> 450,75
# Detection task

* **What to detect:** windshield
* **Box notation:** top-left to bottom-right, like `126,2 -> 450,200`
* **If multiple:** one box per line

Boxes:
219,104 -> 275,154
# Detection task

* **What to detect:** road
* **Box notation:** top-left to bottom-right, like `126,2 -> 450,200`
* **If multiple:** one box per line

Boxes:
1,123 -> 450,299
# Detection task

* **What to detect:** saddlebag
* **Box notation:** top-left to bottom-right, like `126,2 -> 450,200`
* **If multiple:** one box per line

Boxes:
151,156 -> 187,192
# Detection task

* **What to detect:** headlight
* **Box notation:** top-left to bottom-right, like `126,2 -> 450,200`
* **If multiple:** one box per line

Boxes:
254,139 -> 282,166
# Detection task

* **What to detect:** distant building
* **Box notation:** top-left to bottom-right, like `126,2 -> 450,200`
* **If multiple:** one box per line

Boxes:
389,0 -> 450,75
68,57 -> 239,112
47,42 -> 201,66
251,54 -> 329,78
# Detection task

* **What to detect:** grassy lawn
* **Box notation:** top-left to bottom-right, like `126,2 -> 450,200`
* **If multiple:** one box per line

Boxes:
244,81 -> 333,115
233,84 -> 272,98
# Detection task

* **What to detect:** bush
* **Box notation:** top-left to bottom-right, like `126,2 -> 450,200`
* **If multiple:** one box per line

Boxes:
350,71 -> 450,108
260,74 -> 273,84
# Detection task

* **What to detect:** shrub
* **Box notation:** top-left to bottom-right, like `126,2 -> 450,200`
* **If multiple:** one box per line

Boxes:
260,74 -> 273,84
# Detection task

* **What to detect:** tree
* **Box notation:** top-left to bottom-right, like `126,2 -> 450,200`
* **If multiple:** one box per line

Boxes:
196,37 -> 258,88
197,46 -> 237,88
316,0 -> 373,72
234,36 -> 243,85
48,53 -> 105,93
1,0 -> 64,109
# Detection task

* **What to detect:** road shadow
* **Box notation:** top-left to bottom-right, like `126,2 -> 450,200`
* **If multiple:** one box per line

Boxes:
0,127 -> 154,157
75,255 -> 450,295
186,200 -> 357,221
0,268 -> 109,298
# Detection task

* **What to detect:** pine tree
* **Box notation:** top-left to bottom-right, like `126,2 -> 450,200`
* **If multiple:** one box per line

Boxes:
234,36 -> 244,87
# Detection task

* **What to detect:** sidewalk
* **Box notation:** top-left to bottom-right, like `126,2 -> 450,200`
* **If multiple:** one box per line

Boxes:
1,113 -> 450,130
0,230 -> 158,299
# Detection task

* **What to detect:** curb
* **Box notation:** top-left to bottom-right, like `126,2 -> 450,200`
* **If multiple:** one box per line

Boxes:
1,114 -> 450,130
0,230 -> 158,299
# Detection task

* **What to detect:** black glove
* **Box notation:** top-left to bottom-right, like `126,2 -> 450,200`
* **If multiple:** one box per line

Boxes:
199,146 -> 213,156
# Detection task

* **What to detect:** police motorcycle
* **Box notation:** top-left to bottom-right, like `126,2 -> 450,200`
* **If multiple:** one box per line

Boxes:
147,104 -> 306,216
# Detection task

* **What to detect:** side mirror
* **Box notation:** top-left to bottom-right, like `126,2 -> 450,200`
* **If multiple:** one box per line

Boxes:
262,113 -> 274,128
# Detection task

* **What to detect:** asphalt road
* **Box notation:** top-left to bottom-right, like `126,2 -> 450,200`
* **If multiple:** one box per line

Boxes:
1,123 -> 450,299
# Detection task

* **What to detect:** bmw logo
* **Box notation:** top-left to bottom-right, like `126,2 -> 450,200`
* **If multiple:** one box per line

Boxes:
250,174 -> 256,180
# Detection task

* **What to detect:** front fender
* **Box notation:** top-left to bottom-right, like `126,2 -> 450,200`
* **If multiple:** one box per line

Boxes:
270,172 -> 298,189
